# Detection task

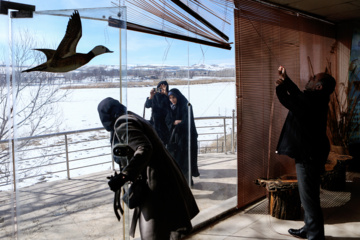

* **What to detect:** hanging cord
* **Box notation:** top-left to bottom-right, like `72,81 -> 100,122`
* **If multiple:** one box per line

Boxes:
200,82 -> 230,116
198,44 -> 206,65
240,8 -> 293,238
159,1 -> 173,82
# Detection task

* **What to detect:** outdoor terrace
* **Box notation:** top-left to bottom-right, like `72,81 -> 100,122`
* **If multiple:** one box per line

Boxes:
1,154 -> 359,239
0,152 -> 237,239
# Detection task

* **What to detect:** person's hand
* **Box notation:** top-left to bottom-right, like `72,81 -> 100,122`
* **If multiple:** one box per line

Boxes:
174,120 -> 182,125
149,88 -> 156,99
107,171 -> 127,192
276,66 -> 287,86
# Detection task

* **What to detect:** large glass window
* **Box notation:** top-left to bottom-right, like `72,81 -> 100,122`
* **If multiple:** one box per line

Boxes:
2,6 -> 128,239
1,1 -> 237,239
141,41 -> 237,224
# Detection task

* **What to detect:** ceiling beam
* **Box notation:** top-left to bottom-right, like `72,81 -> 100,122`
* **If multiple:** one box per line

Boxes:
170,0 -> 229,41
108,17 -> 231,50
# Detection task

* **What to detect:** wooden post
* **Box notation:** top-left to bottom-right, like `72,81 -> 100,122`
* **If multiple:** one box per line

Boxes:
256,177 -> 301,220
269,188 -> 301,219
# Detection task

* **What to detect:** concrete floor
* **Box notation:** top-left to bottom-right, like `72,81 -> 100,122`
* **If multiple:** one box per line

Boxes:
1,153 -> 359,240
0,153 -> 237,239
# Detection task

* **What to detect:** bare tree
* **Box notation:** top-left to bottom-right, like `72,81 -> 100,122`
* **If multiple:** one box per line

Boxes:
0,29 -> 69,186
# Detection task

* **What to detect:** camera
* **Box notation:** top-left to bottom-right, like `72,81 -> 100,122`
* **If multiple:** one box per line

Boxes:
112,143 -> 134,169
113,143 -> 133,157
153,87 -> 161,93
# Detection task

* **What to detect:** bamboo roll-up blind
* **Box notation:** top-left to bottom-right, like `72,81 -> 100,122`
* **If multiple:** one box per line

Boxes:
234,0 -> 337,208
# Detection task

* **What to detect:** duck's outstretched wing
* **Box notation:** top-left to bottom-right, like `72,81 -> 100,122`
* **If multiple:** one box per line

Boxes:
33,49 -> 56,60
54,10 -> 82,59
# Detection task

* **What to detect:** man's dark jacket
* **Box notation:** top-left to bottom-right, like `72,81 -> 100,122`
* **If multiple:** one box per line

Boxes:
276,77 -> 330,165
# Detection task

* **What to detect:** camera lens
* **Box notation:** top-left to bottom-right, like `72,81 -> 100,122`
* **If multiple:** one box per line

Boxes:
113,146 -> 126,156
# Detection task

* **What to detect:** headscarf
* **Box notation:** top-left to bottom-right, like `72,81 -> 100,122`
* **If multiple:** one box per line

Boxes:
98,97 -> 127,132
168,90 -> 179,110
157,80 -> 169,93
168,88 -> 187,110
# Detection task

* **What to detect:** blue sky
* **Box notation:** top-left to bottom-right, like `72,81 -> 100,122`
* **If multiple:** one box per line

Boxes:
1,0 -> 235,67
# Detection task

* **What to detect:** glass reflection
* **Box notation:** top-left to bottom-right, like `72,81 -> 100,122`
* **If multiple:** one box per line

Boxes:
2,3 -> 236,239
7,6 -> 127,239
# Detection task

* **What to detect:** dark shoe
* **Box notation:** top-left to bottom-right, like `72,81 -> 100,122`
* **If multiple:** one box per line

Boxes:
288,227 -> 307,239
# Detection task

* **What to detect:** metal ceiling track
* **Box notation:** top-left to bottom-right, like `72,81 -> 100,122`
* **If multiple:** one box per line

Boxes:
0,0 -> 35,18
251,0 -> 335,25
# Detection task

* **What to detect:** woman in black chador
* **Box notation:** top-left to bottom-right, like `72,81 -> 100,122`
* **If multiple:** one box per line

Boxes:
98,97 -> 199,240
144,81 -> 171,145
165,88 -> 200,184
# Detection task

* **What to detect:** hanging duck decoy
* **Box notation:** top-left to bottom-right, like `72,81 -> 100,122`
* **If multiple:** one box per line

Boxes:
22,10 -> 113,73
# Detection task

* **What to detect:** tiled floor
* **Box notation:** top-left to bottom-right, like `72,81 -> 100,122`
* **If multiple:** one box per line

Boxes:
185,173 -> 360,240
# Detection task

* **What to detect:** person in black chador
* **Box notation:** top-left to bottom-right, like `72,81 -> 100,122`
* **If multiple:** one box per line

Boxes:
144,81 -> 171,145
98,97 -> 199,240
165,88 -> 200,184
276,66 -> 336,240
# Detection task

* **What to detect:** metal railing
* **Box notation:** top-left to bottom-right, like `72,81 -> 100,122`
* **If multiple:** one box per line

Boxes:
0,113 -> 236,191
196,109 -> 237,154
0,128 -> 111,191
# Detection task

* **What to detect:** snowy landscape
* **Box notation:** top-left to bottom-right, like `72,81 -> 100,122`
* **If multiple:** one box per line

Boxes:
60,81 -> 236,131
1,65 -> 236,191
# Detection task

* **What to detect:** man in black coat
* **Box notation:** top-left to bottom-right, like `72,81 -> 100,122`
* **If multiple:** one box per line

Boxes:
98,97 -> 199,240
276,66 -> 335,240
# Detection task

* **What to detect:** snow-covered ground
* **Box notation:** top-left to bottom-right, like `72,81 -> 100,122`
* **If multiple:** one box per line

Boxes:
2,81 -> 236,191
59,82 -> 236,131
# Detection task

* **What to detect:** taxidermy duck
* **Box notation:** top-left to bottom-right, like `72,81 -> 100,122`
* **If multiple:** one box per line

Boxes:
22,10 -> 113,73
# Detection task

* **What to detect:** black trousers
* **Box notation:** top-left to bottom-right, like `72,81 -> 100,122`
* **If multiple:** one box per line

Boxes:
295,160 -> 325,240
